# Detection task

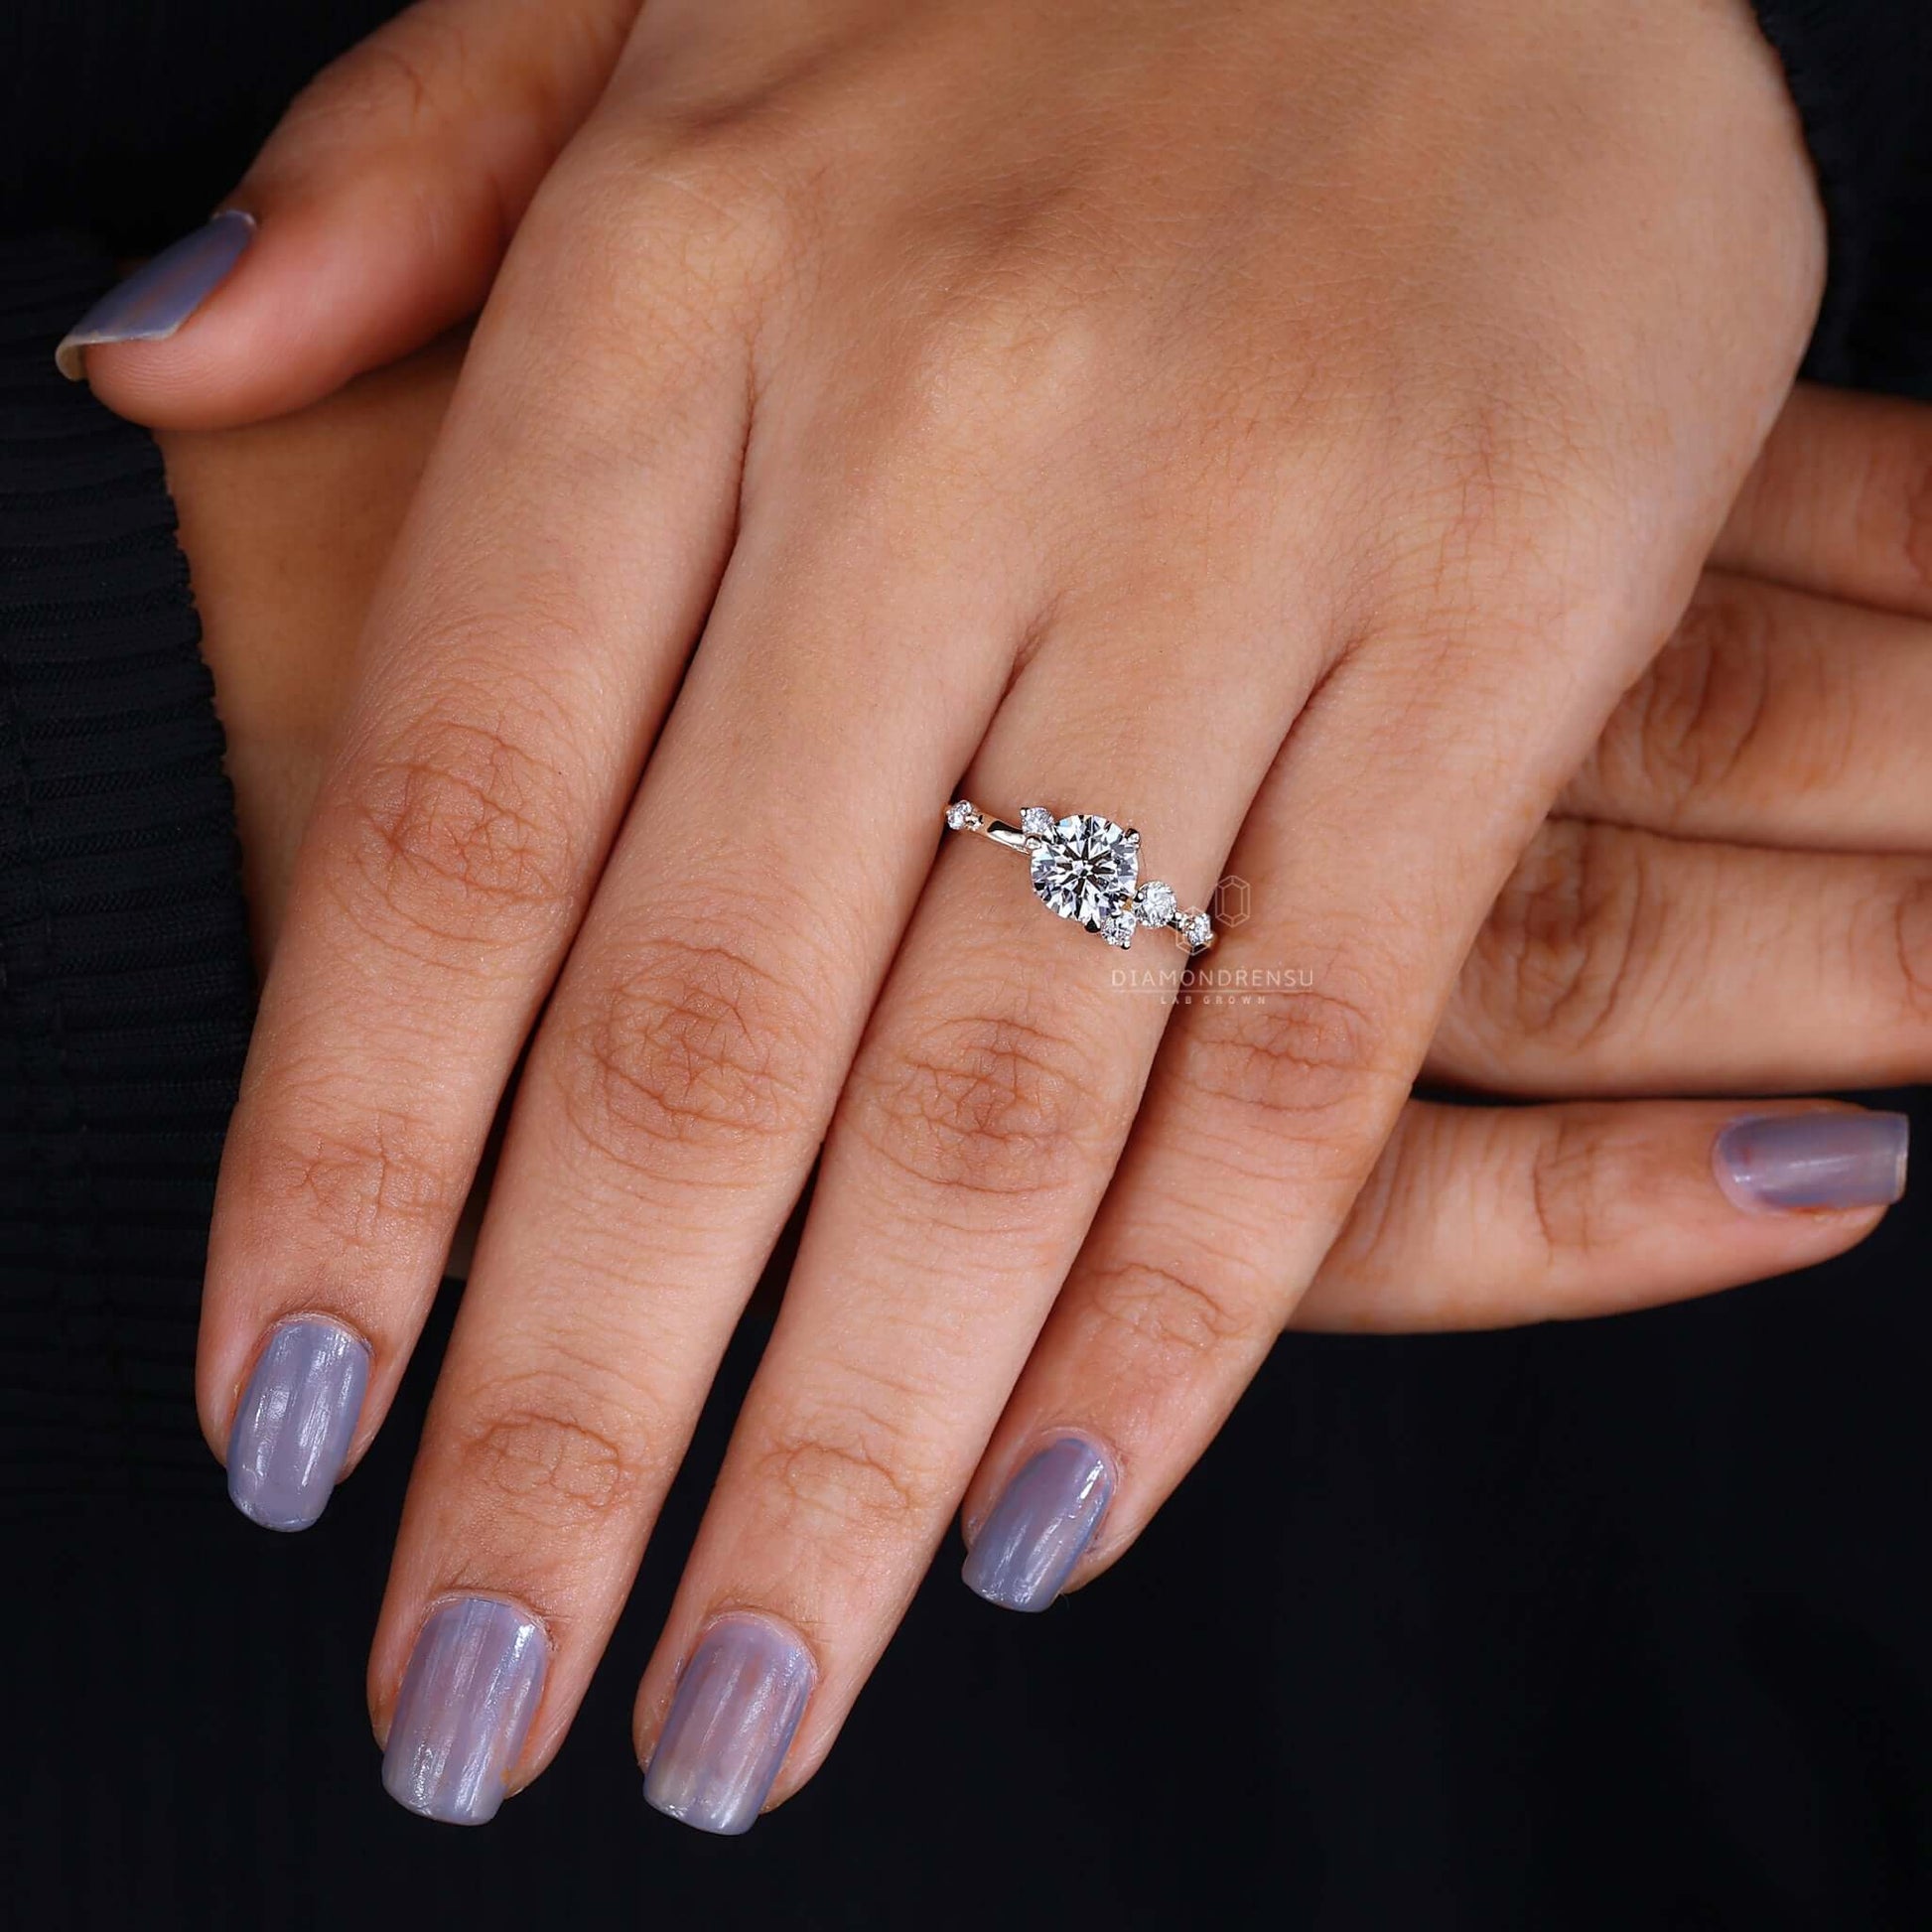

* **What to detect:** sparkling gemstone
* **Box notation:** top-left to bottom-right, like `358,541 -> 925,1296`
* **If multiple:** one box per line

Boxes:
1136,880 -> 1178,927
1179,910 -> 1213,951
945,798 -> 977,831
1030,813 -> 1140,933
1101,904 -> 1139,949
1021,805 -> 1056,840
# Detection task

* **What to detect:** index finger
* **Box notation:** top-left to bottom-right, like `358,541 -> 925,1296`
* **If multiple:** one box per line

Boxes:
201,138 -> 759,1529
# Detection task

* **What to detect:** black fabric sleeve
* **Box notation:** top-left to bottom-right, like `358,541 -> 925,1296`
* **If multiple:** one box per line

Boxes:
1747,0 -> 1932,398
0,232 -> 255,1507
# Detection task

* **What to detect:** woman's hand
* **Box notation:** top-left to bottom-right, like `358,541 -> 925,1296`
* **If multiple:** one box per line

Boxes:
169,353 -> 1923,1335
143,0 -> 1841,1831
163,327 -> 1920,1829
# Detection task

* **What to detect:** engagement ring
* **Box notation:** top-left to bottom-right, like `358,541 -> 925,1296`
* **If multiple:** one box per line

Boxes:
944,800 -> 1216,954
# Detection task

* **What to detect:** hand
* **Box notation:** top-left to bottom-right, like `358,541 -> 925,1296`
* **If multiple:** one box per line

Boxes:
169,351 -> 1922,1333
150,0 -> 1837,1831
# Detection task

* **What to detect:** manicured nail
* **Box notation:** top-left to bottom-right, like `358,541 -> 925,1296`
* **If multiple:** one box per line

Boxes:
225,1316 -> 369,1531
1715,1111 -> 1909,1212
644,1614 -> 816,1836
382,1599 -> 549,1826
963,1435 -> 1113,1612
55,208 -> 256,379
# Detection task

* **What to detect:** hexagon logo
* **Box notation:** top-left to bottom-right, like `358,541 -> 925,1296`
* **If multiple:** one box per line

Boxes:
1213,874 -> 1251,928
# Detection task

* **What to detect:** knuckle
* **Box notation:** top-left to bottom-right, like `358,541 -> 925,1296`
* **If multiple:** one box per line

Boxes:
1174,969 -> 1400,1165
1872,871 -> 1932,1031
277,10 -> 468,147
1392,389 -> 1595,601
859,260 -> 1133,482
848,999 -> 1116,1200
561,112 -> 801,305
1592,586 -> 1782,813
903,285 -> 1103,429
1464,821 -> 1654,1055
749,1396 -> 951,1535
1524,1110 -> 1629,1264
1863,430 -> 1932,600
452,1367 -> 643,1531
331,706 -> 581,955
1078,1257 -> 1272,1372
555,927 -> 821,1173
239,1089 -> 459,1255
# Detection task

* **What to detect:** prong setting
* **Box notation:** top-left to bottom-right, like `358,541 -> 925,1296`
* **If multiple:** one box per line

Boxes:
944,801 -> 1214,954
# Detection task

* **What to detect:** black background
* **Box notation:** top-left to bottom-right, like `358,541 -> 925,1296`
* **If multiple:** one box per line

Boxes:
4,4 -> 1929,1926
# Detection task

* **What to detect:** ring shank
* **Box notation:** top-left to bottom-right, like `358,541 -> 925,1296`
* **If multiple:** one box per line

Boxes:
977,818 -> 1031,853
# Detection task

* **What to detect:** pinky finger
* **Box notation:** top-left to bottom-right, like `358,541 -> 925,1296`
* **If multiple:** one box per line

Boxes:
960,1100 -> 1906,1610
1294,1097 -> 1908,1332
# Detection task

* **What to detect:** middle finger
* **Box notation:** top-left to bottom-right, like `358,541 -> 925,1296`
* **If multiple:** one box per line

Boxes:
1433,822 -> 1932,1095
631,578 -> 1315,1834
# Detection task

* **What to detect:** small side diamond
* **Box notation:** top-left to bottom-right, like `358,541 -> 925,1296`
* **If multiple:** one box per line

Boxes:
1136,881 -> 1178,927
1021,805 -> 1055,839
1179,910 -> 1213,951
945,798 -> 977,832
1101,903 -> 1139,949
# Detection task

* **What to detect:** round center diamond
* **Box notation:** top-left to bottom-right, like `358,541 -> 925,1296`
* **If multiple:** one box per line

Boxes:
1030,813 -> 1139,933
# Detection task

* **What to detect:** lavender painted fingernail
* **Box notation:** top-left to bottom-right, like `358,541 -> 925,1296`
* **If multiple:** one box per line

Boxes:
383,1599 -> 549,1826
55,208 -> 256,379
963,1435 -> 1113,1613
1715,1111 -> 1909,1212
644,1614 -> 816,1836
225,1316 -> 369,1531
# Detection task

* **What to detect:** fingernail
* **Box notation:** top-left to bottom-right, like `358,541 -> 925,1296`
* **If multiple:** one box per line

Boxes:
225,1315 -> 370,1531
382,1599 -> 549,1826
55,208 -> 256,379
1715,1111 -> 1909,1212
643,1614 -> 816,1836
962,1435 -> 1113,1612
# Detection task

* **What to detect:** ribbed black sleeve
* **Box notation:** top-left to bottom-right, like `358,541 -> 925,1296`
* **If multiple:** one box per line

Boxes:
1749,0 -> 1932,397
0,232 -> 254,1508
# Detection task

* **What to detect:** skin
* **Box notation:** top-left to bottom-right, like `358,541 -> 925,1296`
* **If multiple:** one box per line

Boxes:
169,351 -> 1930,1323
104,0 -> 1878,1819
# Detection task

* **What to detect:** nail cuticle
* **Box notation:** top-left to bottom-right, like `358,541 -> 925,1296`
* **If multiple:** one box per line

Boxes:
225,1305 -> 369,1411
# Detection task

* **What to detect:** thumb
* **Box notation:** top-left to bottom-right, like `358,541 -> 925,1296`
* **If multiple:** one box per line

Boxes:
60,0 -> 639,428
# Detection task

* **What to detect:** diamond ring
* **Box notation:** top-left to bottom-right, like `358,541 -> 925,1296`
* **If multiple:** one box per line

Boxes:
944,800 -> 1216,954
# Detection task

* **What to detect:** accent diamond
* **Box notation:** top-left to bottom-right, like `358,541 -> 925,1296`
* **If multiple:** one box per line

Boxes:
1029,813 -> 1140,933
1179,909 -> 1213,951
945,798 -> 977,832
1020,805 -> 1055,840
1136,881 -> 1178,927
